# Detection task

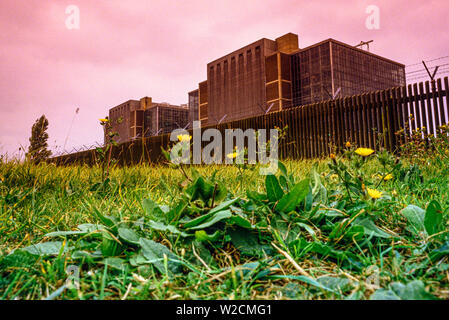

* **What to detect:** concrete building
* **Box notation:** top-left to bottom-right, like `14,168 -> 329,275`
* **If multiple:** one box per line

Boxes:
105,99 -> 141,143
196,33 -> 405,126
144,102 -> 189,136
103,32 -> 405,143
105,97 -> 188,144
198,33 -> 298,126
290,39 -> 406,106
188,89 -> 199,129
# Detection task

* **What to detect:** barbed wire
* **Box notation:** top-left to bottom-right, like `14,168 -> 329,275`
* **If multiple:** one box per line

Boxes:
52,141 -> 104,157
51,121 -> 193,158
406,63 -> 449,75
407,71 -> 449,82
405,55 -> 449,68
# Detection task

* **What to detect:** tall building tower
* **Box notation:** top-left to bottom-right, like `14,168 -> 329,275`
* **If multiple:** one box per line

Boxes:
195,33 -> 405,127
199,33 -> 299,126
188,89 -> 199,128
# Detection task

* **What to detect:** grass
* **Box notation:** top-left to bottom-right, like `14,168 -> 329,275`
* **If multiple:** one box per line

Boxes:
1,150 -> 449,300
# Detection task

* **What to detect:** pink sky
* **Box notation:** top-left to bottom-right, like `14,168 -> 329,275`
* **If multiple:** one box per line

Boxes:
0,0 -> 448,157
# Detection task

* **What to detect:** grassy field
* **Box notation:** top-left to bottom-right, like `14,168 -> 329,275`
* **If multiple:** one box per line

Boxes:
1,146 -> 449,300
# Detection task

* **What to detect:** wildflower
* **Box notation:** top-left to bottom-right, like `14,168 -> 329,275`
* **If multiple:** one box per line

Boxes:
345,141 -> 351,148
99,118 -> 109,123
355,147 -> 374,157
383,173 -> 393,181
195,230 -> 209,241
367,188 -> 382,199
226,152 -> 238,159
177,134 -> 192,142
330,153 -> 336,159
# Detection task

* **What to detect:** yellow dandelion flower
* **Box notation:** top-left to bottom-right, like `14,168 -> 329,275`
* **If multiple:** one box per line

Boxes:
367,188 -> 382,199
330,153 -> 336,159
383,174 -> 393,181
355,147 -> 374,157
345,141 -> 351,148
226,152 -> 238,159
177,134 -> 192,142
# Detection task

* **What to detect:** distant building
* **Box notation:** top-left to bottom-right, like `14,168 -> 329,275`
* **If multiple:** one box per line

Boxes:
105,97 -> 188,144
196,33 -> 405,126
104,33 -> 406,142
198,33 -> 297,126
144,102 -> 189,136
188,89 -> 199,128
104,99 -> 140,144
290,39 -> 406,106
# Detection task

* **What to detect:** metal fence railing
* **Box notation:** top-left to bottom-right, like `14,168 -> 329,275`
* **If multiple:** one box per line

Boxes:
49,77 -> 449,166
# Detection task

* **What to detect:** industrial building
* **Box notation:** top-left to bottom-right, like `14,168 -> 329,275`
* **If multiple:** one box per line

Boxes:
196,33 -> 405,126
104,32 -> 405,143
188,89 -> 199,129
105,97 -> 188,143
290,39 -> 406,106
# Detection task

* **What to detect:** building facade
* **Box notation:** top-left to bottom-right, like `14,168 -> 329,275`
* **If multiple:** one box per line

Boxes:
144,102 -> 189,136
196,33 -> 405,126
188,89 -> 199,128
290,39 -> 406,106
199,33 -> 299,126
105,97 -> 188,144
104,32 -> 405,143
106,99 -> 141,143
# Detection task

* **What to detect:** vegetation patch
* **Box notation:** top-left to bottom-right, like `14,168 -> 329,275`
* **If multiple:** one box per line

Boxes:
1,131 -> 449,299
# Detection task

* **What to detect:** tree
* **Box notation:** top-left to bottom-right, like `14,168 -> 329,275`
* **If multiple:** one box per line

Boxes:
27,115 -> 52,163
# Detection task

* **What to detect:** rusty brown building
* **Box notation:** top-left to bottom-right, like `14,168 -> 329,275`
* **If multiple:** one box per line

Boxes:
188,89 -> 199,128
105,97 -> 188,144
290,39 -> 406,106
144,102 -> 189,136
197,33 -> 405,126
